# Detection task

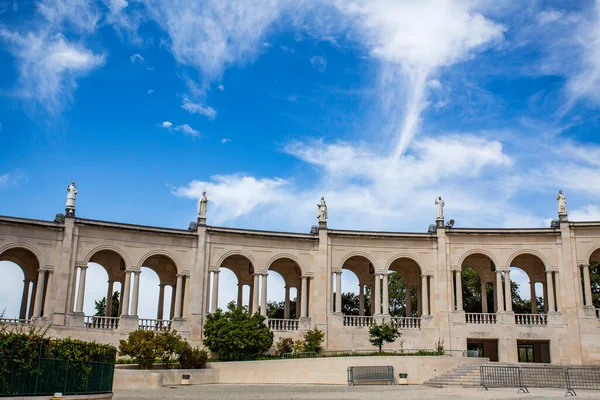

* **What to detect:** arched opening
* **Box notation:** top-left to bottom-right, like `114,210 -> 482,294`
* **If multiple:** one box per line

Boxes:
388,257 -> 423,317
0,247 -> 43,320
78,249 -> 126,317
586,248 -> 600,309
267,258 -> 303,319
459,254 -> 496,313
212,254 -> 254,314
509,254 -> 552,313
336,256 -> 375,316
139,254 -> 179,320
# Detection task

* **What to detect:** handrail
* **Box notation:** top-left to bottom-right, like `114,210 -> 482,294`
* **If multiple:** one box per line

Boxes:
343,315 -> 375,327
83,315 -> 119,329
267,318 -> 299,331
390,317 -> 421,329
138,318 -> 171,331
465,313 -> 497,324
514,313 -> 548,326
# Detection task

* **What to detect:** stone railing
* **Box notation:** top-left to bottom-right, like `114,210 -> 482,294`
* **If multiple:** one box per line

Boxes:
390,317 -> 421,329
465,313 -> 497,324
138,318 -> 171,331
83,315 -> 119,330
343,315 -> 375,328
0,318 -> 31,325
268,318 -> 299,331
514,313 -> 548,326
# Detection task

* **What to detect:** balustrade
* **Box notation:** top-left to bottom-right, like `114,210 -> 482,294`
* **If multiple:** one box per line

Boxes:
390,317 -> 421,329
343,315 -> 375,328
268,318 -> 299,331
0,318 -> 31,325
138,318 -> 171,331
465,313 -> 497,324
83,315 -> 119,330
514,313 -> 548,326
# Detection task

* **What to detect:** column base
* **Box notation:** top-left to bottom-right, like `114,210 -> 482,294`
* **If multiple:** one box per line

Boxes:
298,317 -> 312,330
496,311 -> 515,324
583,305 -> 598,319
421,315 -> 434,328
67,312 -> 85,328
118,315 -> 139,331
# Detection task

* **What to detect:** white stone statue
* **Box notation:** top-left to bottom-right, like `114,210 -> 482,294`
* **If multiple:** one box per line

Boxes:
557,190 -> 567,216
66,181 -> 78,214
435,196 -> 444,220
198,192 -> 208,218
317,196 -> 328,222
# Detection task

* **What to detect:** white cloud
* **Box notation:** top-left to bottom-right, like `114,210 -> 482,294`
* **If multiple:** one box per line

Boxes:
147,89 -> 154,94
174,124 -> 200,137
0,174 -> 9,186
130,53 -> 144,63
217,84 -> 225,91
280,45 -> 295,53
160,121 -> 172,129
310,55 -> 327,72
221,138 -> 231,144
181,96 -> 217,119
0,170 -> 27,187
37,0 -> 101,34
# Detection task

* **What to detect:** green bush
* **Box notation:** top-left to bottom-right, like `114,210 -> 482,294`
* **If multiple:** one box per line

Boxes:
368,322 -> 401,352
178,342 -> 208,369
301,328 -> 324,354
155,330 -> 184,369
203,302 -> 274,361
118,330 -> 157,369
274,337 -> 294,356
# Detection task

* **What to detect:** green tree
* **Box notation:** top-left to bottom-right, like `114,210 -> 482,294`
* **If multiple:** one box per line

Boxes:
118,330 -> 157,369
301,328 -> 324,354
203,302 -> 273,361
154,330 -> 183,369
368,322 -> 401,352
94,291 -> 120,317
266,299 -> 298,319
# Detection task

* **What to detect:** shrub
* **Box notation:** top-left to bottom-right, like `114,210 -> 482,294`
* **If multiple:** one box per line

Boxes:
178,342 -> 208,369
118,330 -> 157,369
368,322 -> 401,352
274,337 -> 294,356
203,302 -> 274,361
155,330 -> 184,369
293,340 -> 304,354
435,339 -> 445,355
301,328 -> 324,354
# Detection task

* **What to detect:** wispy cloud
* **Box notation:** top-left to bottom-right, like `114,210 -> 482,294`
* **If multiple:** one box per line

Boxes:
174,124 -> 200,137
181,96 -> 217,119
130,53 -> 144,63
310,55 -> 327,72
221,138 -> 231,144
160,121 -> 172,129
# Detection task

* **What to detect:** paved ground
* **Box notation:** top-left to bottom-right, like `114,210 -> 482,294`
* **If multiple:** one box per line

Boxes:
114,384 -> 600,399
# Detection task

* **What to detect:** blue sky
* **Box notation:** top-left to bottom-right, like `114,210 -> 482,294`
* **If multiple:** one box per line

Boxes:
1,0 -> 600,318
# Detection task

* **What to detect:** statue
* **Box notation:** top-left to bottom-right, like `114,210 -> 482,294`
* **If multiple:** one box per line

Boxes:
198,192 -> 208,218
435,196 -> 444,220
66,181 -> 78,215
557,190 -> 567,216
317,196 -> 328,222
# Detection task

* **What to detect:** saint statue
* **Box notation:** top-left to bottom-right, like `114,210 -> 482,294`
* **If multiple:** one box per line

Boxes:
435,196 -> 444,220
317,196 -> 328,222
557,190 -> 567,216
198,192 -> 208,218
66,181 -> 78,214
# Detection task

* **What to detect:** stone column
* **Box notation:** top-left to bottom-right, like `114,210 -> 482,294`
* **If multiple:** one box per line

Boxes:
252,274 -> 259,314
583,265 -> 594,307
481,281 -> 488,313
237,283 -> 244,308
174,273 -> 184,318
130,271 -> 141,316
421,275 -> 429,316
417,286 -> 422,316
359,284 -> 365,316
374,274 -> 381,315
546,271 -> 555,313
19,279 -> 30,320
249,285 -> 254,313
406,285 -> 412,317
121,270 -> 132,316
211,270 -> 220,313
118,281 -> 124,316
32,270 -> 46,318
106,280 -> 114,317
295,287 -> 301,318
503,270 -> 513,312
495,271 -> 504,312
42,271 -> 53,318
553,273 -> 560,312
157,284 -> 165,320
335,272 -> 342,313
75,266 -> 87,313
260,274 -> 268,316
543,284 -> 548,313
530,282 -> 537,314
492,281 -> 498,312
382,273 -> 389,315
284,286 -> 290,319
455,270 -> 463,311
301,276 -> 308,318
170,285 -> 176,319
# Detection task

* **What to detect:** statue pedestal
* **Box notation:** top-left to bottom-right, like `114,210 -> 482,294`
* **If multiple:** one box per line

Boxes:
197,217 -> 206,226
318,221 -> 327,229
559,214 -> 568,222
436,219 -> 444,228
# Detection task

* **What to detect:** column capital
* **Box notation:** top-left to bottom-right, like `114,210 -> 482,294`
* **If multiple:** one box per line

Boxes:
177,272 -> 187,278
133,270 -> 141,275
301,275 -> 310,280
78,265 -> 89,270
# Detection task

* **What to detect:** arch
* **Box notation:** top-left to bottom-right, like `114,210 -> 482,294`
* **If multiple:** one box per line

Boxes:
265,253 -> 305,276
506,249 -> 550,271
83,244 -> 131,267
384,253 -> 424,272
0,242 -> 46,269
585,243 -> 600,263
456,249 -> 500,270
137,250 -> 181,272
337,251 -> 377,272
214,249 -> 256,270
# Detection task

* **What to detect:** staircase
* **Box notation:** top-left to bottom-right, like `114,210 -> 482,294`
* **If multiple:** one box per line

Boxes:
424,363 -> 484,387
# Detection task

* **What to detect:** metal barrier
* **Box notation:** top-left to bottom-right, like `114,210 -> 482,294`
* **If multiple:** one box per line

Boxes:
480,365 -> 600,396
281,352 -> 318,359
347,366 -> 394,386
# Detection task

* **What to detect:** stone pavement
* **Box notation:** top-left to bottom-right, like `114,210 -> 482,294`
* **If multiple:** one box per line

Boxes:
113,384 -> 600,399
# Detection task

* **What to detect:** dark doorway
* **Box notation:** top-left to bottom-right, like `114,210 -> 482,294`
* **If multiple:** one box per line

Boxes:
467,338 -> 498,361
517,340 -> 550,363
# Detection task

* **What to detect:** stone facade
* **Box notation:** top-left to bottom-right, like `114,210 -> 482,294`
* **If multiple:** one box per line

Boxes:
1,208 -> 600,365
